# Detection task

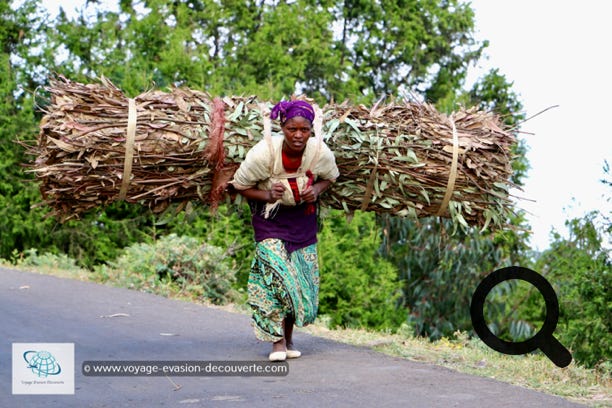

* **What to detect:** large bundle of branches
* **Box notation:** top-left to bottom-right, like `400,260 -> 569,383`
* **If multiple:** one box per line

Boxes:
27,76 -> 517,229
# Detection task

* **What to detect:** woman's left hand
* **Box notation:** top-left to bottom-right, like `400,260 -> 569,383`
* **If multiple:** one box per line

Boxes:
301,180 -> 332,203
301,184 -> 319,203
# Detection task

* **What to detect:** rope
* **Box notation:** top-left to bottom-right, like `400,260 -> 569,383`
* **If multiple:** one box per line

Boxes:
206,97 -> 228,209
204,97 -> 226,170
436,115 -> 459,216
119,98 -> 136,200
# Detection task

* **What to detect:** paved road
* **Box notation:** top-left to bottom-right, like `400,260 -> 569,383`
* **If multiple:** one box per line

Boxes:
1,267 -> 584,408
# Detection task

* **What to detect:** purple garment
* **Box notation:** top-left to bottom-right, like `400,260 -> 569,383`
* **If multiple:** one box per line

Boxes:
270,100 -> 315,124
249,200 -> 318,253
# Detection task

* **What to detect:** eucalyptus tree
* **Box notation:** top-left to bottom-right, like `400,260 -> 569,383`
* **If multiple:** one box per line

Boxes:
45,0 -> 485,104
0,0 -> 55,259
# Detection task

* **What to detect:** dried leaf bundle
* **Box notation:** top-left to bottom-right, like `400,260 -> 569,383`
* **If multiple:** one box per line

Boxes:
28,76 -> 517,229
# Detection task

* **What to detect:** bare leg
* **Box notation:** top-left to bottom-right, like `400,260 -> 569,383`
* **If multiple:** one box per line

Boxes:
271,315 -> 295,353
272,338 -> 286,353
284,315 -> 296,350
270,315 -> 300,359
272,319 -> 287,353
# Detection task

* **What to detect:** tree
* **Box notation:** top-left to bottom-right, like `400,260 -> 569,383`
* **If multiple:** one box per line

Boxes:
534,211 -> 610,369
0,0 -> 165,265
0,0 -> 56,259
331,0 -> 484,103
41,0 -> 487,104
492,165 -> 611,368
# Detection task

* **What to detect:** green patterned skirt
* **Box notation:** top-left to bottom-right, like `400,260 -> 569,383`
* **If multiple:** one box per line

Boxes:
248,238 -> 320,342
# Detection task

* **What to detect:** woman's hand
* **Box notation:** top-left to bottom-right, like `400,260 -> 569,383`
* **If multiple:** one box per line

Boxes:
236,183 -> 286,203
301,180 -> 331,203
268,182 -> 286,203
300,185 -> 318,203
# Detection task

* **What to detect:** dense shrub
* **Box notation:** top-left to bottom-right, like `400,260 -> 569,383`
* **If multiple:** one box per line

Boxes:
318,210 -> 406,331
534,212 -> 611,370
157,203 -> 255,288
95,234 -> 237,305
13,248 -> 88,274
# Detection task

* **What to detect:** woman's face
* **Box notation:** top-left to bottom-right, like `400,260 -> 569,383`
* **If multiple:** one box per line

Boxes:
281,116 -> 312,155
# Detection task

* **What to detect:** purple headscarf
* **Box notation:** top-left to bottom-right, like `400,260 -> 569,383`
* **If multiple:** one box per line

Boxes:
270,100 -> 315,123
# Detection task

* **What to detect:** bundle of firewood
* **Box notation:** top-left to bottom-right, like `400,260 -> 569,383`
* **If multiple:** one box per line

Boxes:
27,75 -> 517,229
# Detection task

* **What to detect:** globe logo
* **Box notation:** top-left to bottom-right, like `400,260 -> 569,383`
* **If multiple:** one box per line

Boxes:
23,350 -> 62,378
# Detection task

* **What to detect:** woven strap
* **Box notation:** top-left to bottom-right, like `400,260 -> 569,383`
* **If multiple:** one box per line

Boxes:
311,103 -> 323,168
436,116 -> 459,216
259,102 -> 274,175
119,98 -> 136,200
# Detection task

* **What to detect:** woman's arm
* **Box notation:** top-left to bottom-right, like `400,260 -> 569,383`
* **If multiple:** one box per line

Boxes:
237,182 -> 286,203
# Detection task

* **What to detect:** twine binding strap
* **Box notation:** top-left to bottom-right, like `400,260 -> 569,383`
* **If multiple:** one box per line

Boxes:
360,146 -> 379,211
259,102 -> 274,174
309,102 -> 324,175
436,115 -> 459,216
119,98 -> 137,200
360,161 -> 378,211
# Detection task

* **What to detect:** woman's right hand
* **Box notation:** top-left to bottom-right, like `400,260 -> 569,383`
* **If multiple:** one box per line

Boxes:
267,183 -> 286,203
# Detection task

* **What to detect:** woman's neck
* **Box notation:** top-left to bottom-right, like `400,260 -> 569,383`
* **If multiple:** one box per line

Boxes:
282,141 -> 304,158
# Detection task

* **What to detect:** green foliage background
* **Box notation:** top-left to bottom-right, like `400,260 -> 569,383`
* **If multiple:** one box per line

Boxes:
1,0 -> 609,370
535,212 -> 611,369
318,210 -> 405,331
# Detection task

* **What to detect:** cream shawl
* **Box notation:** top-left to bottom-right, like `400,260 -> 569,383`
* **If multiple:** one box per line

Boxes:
231,135 -> 339,218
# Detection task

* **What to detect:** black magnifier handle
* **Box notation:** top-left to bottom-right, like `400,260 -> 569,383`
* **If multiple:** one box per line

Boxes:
538,335 -> 572,368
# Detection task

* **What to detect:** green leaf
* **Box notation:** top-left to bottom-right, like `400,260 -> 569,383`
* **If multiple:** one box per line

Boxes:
228,102 -> 244,121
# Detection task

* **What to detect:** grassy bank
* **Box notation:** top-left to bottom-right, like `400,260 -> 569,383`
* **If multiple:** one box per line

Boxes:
3,261 -> 610,407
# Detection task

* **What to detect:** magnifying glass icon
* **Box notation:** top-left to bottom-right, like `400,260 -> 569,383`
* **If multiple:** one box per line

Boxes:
470,266 -> 572,368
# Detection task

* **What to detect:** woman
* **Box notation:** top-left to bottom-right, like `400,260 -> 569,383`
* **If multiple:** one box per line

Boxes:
230,100 -> 339,361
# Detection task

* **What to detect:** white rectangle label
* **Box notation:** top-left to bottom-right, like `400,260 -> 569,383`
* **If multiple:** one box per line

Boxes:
12,343 -> 75,395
